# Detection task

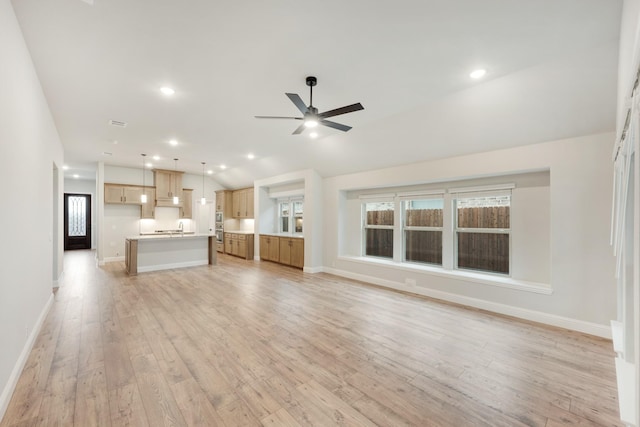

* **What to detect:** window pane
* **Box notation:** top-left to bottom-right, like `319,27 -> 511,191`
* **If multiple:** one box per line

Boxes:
68,196 -> 86,237
404,199 -> 443,227
281,217 -> 289,233
405,230 -> 442,265
457,196 -> 510,228
365,202 -> 394,226
457,232 -> 509,274
365,229 -> 393,258
294,217 -> 303,233
293,201 -> 303,215
280,203 -> 290,216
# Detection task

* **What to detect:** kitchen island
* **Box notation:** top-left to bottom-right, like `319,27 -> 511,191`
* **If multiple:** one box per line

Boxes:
125,234 -> 216,275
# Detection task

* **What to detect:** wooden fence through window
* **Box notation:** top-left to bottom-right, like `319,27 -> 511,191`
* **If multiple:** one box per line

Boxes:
365,206 -> 509,273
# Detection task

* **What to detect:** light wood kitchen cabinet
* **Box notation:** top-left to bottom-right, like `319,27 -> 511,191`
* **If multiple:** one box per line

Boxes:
140,187 -> 156,218
231,187 -> 254,218
180,189 -> 193,219
104,184 -> 143,205
215,190 -> 233,218
259,235 -> 280,262
154,169 -> 184,207
279,237 -> 304,269
224,232 -> 254,260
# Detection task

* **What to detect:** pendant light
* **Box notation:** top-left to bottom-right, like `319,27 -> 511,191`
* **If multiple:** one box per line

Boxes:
173,158 -> 179,205
200,162 -> 206,205
140,154 -> 147,203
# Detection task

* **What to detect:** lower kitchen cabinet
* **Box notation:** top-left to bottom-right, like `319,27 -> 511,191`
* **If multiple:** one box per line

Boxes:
224,232 -> 254,260
259,235 -> 304,269
259,235 -> 280,262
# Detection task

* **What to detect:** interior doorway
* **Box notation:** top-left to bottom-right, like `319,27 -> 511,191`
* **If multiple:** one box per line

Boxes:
64,193 -> 92,250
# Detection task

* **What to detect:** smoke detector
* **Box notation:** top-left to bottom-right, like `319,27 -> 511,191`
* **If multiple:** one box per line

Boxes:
109,119 -> 128,128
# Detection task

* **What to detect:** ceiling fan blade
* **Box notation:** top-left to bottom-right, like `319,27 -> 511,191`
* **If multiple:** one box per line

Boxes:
318,102 -> 364,119
285,93 -> 309,114
320,120 -> 352,132
255,116 -> 303,120
292,123 -> 306,135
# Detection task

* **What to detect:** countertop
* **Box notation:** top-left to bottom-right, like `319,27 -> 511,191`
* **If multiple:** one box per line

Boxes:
127,233 -> 214,241
259,233 -> 304,238
223,230 -> 256,235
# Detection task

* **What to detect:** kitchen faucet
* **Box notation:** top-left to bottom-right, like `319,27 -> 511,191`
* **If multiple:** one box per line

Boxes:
178,221 -> 184,234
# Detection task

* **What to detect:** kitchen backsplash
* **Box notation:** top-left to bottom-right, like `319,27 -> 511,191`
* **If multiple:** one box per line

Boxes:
139,207 -> 194,233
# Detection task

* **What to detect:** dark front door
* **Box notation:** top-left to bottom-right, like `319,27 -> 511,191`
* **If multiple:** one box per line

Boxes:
64,193 -> 91,250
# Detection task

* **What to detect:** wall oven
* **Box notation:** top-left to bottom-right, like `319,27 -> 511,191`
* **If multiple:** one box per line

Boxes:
215,228 -> 223,242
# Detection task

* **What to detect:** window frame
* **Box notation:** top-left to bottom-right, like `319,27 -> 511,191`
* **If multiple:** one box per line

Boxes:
278,197 -> 304,234
401,195 -> 444,266
453,190 -> 512,276
361,198 -> 395,259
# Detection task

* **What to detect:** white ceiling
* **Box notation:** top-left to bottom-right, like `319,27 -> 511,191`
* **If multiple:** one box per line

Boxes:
11,0 -> 622,188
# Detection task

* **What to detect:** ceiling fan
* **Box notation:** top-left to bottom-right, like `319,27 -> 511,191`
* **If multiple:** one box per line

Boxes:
255,76 -> 364,135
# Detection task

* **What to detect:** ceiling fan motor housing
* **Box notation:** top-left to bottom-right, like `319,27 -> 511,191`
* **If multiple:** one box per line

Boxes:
306,76 -> 317,87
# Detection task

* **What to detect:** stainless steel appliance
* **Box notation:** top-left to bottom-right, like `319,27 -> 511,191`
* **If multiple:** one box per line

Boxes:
215,211 -> 223,242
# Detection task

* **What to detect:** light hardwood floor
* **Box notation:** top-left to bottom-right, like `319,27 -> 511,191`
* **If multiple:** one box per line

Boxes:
1,250 -> 623,426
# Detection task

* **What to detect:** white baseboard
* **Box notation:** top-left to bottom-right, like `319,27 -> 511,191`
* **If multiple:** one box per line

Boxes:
303,266 -> 324,273
0,293 -> 54,421
52,270 -> 64,287
103,256 -> 125,263
323,267 -> 611,339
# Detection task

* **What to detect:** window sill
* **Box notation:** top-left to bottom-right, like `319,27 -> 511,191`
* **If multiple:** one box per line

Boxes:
336,255 -> 553,295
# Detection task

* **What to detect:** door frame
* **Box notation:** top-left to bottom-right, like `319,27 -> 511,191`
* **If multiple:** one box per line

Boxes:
64,193 -> 92,250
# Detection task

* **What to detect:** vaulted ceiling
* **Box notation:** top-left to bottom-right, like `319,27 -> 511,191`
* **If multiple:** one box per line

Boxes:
11,0 -> 622,188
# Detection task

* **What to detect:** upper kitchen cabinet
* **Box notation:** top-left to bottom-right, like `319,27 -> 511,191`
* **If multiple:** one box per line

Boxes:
215,190 -> 234,218
154,169 -> 183,207
140,187 -> 156,218
232,187 -> 254,218
180,189 -> 193,219
104,184 -> 143,205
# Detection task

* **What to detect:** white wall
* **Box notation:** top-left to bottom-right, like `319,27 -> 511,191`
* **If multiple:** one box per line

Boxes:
64,178 -> 97,249
323,132 -> 616,336
0,0 -> 64,418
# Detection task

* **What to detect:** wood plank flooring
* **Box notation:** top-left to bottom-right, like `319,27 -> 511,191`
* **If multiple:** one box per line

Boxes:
1,250 -> 623,426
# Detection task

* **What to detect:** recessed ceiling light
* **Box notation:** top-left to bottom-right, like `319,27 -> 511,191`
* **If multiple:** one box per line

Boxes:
247,153 -> 255,160
309,132 -> 318,139
152,155 -> 160,161
73,174 -> 79,179
62,165 -> 69,170
146,162 -> 153,168
160,86 -> 175,96
207,170 -> 213,174
220,164 -> 227,170
470,69 -> 487,79
169,139 -> 178,146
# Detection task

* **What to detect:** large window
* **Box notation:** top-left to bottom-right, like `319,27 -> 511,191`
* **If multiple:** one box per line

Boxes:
403,198 -> 443,265
364,201 -> 394,258
359,186 -> 514,277
455,194 -> 510,274
279,198 -> 303,234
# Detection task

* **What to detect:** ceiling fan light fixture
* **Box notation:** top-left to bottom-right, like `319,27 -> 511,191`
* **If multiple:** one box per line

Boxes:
304,118 -> 318,128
